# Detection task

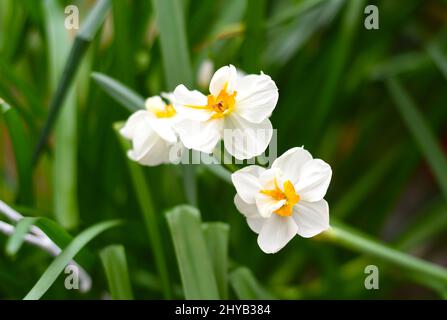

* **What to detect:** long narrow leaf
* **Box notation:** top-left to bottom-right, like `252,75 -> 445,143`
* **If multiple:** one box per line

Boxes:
91,72 -> 144,112
43,0 -> 79,230
5,217 -> 38,256
100,245 -> 134,300
24,220 -> 120,300
166,205 -> 219,299
33,0 -> 111,162
386,77 -> 447,201
230,267 -> 276,300
202,222 -> 230,299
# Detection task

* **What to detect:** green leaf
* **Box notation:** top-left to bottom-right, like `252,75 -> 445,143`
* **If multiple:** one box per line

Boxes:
166,205 -> 220,299
202,222 -> 230,299
5,217 -> 38,256
386,77 -> 447,201
33,0 -> 111,162
100,245 -> 134,300
332,150 -> 397,218
151,0 -> 193,89
42,0 -> 79,230
91,72 -> 144,112
113,122 -> 172,299
1,101 -> 33,204
24,220 -> 121,300
242,0 -> 266,72
427,42 -> 447,81
311,0 -> 364,139
230,267 -> 276,300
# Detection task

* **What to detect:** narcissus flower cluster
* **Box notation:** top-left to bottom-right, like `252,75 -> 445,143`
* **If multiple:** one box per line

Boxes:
120,64 -> 332,254
232,147 -> 331,253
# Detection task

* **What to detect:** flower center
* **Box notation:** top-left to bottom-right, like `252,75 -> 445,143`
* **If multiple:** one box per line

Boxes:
152,104 -> 176,118
260,179 -> 300,217
184,83 -> 237,119
207,87 -> 236,119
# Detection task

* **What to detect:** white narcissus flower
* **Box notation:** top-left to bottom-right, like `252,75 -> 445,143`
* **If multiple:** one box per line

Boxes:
231,147 -> 332,254
120,94 -> 182,166
172,64 -> 278,160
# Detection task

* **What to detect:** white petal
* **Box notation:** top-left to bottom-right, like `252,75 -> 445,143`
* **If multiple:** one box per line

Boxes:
272,147 -> 313,184
258,168 -> 281,190
128,123 -> 171,166
120,110 -> 148,140
175,118 -> 223,153
234,195 -> 265,234
209,65 -> 237,96
257,215 -> 297,254
255,193 -> 286,218
223,114 -> 273,160
148,117 -> 177,143
173,84 -> 211,121
145,96 -> 166,113
234,194 -> 259,218
295,159 -> 332,202
231,165 -> 265,204
130,137 -> 172,166
235,73 -> 279,123
293,199 -> 329,238
247,217 -> 265,234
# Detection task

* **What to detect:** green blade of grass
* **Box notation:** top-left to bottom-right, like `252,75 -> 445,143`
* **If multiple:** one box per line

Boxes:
264,0 -> 344,68
152,0 -> 197,206
113,122 -> 172,299
311,0 -> 365,139
332,150 -> 397,218
151,0 -> 193,89
395,202 -> 447,251
24,220 -> 121,300
202,222 -> 230,299
43,0 -> 79,230
166,205 -> 219,299
229,267 -> 276,300
386,77 -> 447,201
100,244 -> 134,300
1,101 -> 33,204
241,0 -> 266,72
5,217 -> 38,256
33,0 -> 111,163
91,72 -> 144,112
427,42 -> 447,81
266,0 -> 328,29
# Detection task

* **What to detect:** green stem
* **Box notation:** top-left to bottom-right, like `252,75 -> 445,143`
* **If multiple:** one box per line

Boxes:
325,221 -> 447,285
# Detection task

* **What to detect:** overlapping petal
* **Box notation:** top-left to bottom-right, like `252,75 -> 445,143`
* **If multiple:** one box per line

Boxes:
234,73 -> 279,124
224,114 -> 273,160
257,215 -> 298,254
292,199 -> 330,238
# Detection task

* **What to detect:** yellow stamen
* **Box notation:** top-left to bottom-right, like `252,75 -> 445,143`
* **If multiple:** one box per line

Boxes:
260,179 -> 300,217
185,83 -> 237,119
153,104 -> 176,118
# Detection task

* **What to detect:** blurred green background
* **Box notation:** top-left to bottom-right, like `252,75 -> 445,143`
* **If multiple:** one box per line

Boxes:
1,0 -> 447,299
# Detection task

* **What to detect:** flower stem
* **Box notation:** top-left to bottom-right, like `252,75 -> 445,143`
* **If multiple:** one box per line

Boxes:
324,221 -> 447,285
